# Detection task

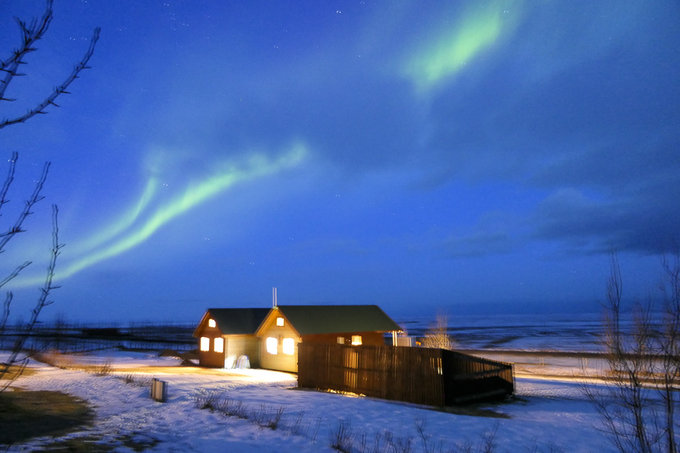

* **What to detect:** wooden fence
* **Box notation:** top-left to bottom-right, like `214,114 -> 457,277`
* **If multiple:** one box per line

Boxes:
298,343 -> 513,407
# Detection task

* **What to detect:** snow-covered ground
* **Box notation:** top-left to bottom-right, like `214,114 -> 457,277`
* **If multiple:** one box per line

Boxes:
3,350 -> 617,452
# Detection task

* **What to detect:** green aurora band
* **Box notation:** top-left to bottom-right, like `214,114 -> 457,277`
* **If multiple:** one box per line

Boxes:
11,144 -> 307,287
69,177 -> 159,255
405,3 -> 511,90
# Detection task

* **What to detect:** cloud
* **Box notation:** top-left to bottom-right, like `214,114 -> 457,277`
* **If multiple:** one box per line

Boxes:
533,186 -> 680,255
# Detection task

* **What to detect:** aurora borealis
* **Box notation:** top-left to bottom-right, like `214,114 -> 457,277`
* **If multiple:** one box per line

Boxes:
1,1 -> 679,322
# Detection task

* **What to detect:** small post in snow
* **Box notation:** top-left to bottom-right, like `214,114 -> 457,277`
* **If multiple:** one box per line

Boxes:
151,378 -> 167,402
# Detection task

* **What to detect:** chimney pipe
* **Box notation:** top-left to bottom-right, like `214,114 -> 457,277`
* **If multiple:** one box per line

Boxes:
272,287 -> 278,308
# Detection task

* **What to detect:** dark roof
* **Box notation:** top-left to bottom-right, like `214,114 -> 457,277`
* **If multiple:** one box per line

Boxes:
207,308 -> 270,335
276,305 -> 401,335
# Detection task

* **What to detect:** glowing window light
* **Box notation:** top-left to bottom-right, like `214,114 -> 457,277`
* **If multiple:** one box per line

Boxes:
214,337 -> 224,353
282,338 -> 295,355
276,317 -> 285,327
208,319 -> 216,328
266,337 -> 278,355
200,337 -> 210,351
351,335 -> 362,346
337,336 -> 344,345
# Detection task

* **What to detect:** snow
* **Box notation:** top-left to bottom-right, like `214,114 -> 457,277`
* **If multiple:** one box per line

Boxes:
2,350 -> 618,452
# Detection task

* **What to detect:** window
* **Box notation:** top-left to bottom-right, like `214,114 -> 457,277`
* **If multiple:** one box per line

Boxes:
200,337 -> 210,351
282,338 -> 295,355
266,337 -> 278,355
214,337 -> 224,353
276,317 -> 285,327
337,336 -> 344,345
208,318 -> 216,328
351,335 -> 362,346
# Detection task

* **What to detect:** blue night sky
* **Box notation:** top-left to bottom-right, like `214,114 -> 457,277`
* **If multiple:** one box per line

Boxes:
1,1 -> 679,323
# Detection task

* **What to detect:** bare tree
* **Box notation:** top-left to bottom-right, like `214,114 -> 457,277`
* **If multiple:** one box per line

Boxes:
0,0 -> 98,388
585,253 -> 680,453
421,313 -> 456,350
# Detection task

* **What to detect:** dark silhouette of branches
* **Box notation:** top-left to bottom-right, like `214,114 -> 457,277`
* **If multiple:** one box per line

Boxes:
0,261 -> 31,290
0,293 -> 11,333
0,0 -> 100,129
0,151 -> 17,212
0,1 -> 98,390
0,153 -> 50,254
0,153 -> 49,292
0,205 -> 62,388
585,253 -> 680,453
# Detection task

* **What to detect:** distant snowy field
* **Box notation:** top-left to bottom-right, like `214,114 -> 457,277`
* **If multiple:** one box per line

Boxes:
3,349 -> 618,453
402,312 -> 611,352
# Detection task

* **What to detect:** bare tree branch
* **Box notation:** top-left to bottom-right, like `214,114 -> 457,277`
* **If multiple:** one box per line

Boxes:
0,260 -> 31,290
0,292 -> 11,333
585,252 -> 680,453
0,204 -> 62,387
0,0 -> 100,129
0,151 -> 18,216
0,160 -> 50,254
0,0 -> 53,100
0,2 -> 96,392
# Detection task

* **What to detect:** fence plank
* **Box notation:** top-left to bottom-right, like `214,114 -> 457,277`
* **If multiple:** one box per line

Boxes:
298,343 -> 513,407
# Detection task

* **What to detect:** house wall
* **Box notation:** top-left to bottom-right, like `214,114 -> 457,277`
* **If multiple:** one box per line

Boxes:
302,331 -> 387,346
225,335 -> 260,368
258,314 -> 300,373
196,323 -> 224,368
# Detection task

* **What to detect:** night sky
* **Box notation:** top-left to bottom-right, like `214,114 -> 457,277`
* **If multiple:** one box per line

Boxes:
2,1 -> 679,323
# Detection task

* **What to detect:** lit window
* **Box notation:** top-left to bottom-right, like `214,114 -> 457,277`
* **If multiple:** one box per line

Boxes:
337,336 -> 344,345
208,319 -> 216,328
282,338 -> 295,355
351,335 -> 362,346
276,317 -> 285,327
266,337 -> 278,355
214,337 -> 224,353
200,337 -> 210,351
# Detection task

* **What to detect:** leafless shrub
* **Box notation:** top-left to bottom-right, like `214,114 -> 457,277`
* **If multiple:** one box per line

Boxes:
383,431 -> 413,453
330,419 -> 354,453
222,398 -> 248,419
289,410 -> 306,435
308,416 -> 322,442
415,418 -> 430,452
584,253 -> 680,453
194,390 -> 223,411
414,418 -> 449,453
446,423 -> 498,453
479,423 -> 498,453
253,404 -> 285,430
421,314 -> 455,350
93,360 -> 112,376
120,373 -> 151,388
123,373 -> 136,384
266,406 -> 285,430
33,350 -> 73,369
